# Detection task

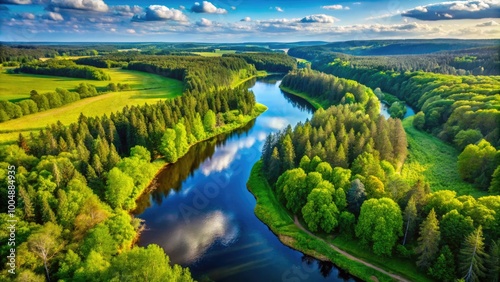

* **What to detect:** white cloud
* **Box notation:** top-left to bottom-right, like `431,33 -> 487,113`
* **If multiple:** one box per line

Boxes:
48,0 -> 109,12
300,14 -> 338,23
322,5 -> 344,10
126,28 -> 135,34
241,16 -> 251,22
476,20 -> 499,26
133,5 -> 188,22
191,1 -> 227,14
196,17 -> 212,27
231,6 -> 236,10
402,1 -> 500,21
43,11 -> 64,21
0,0 -> 31,4
17,12 -> 35,19
179,5 -> 185,10
111,5 -> 142,17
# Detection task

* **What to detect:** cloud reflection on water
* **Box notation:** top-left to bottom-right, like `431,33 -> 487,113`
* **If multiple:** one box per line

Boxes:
156,210 -> 239,264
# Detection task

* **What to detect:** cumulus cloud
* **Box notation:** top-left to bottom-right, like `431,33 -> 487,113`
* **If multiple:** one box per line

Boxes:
300,14 -> 338,23
0,0 -> 31,4
16,12 -> 35,19
111,5 -> 142,17
196,17 -> 211,27
190,1 -> 227,14
47,0 -> 109,12
126,28 -> 135,34
241,16 -> 251,22
231,6 -> 236,10
476,20 -> 499,26
132,5 -> 188,22
43,11 -> 63,20
322,5 -> 349,10
274,6 -> 283,12
402,0 -> 500,21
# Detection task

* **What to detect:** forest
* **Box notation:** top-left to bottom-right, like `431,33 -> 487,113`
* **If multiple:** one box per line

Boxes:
0,47 -> 270,281
256,69 -> 500,282
15,60 -> 110,81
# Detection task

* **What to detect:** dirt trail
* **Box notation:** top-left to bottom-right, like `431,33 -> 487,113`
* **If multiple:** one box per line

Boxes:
293,216 -> 411,282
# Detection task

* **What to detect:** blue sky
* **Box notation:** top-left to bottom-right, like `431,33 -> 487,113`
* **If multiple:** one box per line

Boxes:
0,0 -> 499,42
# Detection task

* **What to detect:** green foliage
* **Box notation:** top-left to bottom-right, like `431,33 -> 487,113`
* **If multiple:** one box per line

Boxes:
413,111 -> 425,130
223,52 -> 297,72
454,129 -> 483,151
203,110 -> 216,133
440,209 -> 474,253
106,244 -> 194,282
460,226 -> 488,282
105,167 -> 134,209
18,59 -> 110,80
347,179 -> 366,216
388,101 -> 407,119
302,188 -> 339,233
458,139 -> 499,189
428,246 -> 456,282
415,209 -> 440,269
355,198 -> 403,256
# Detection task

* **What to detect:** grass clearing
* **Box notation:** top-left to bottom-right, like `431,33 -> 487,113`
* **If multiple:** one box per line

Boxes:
0,69 -> 183,143
192,49 -> 237,57
401,116 -> 485,197
0,68 -> 174,102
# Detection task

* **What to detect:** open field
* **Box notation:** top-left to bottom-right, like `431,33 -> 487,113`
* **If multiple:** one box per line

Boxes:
0,69 -> 183,143
0,68 -> 175,102
192,49 -> 237,57
401,116 -> 485,197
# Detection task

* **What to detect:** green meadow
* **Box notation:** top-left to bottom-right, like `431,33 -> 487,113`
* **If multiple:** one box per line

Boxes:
401,116 -> 485,197
0,68 -> 183,143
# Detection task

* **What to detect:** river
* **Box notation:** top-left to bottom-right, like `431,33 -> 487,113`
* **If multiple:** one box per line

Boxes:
134,76 -> 361,282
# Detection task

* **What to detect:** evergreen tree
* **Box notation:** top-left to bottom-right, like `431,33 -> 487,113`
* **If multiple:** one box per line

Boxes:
429,245 -> 456,282
460,226 -> 488,282
402,196 -> 417,245
416,208 -> 440,269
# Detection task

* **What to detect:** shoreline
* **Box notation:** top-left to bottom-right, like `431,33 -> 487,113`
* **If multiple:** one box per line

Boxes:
246,161 -> 394,282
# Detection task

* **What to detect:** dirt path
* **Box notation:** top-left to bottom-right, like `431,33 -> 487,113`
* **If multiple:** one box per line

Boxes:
293,216 -> 411,282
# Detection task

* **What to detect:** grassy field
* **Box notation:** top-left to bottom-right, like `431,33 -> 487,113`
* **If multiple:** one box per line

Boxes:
0,68 -> 175,102
247,161 -> 397,282
0,69 -> 183,143
401,116 -> 485,197
192,49 -> 237,57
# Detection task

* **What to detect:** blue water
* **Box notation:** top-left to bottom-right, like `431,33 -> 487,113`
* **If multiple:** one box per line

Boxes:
135,76 -> 359,282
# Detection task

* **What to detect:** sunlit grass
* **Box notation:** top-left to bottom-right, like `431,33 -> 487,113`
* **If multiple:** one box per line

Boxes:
402,116 -> 485,197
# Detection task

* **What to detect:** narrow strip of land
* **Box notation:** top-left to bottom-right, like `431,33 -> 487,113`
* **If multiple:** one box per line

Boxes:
293,216 -> 411,282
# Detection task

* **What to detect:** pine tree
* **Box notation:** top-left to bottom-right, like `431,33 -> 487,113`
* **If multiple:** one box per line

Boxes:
460,226 -> 488,282
486,240 -> 499,282
268,147 -> 281,184
403,197 -> 417,245
416,208 -> 440,269
429,245 -> 456,282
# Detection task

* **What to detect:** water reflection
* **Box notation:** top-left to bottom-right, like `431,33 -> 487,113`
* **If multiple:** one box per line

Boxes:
201,133 -> 266,176
134,120 -> 257,214
148,210 -> 238,265
136,78 -> 357,282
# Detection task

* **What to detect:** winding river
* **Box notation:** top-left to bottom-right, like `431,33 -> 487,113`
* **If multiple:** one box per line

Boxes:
134,76 -> 363,282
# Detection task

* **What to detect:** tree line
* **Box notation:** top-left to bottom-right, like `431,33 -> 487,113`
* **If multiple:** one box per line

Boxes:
75,54 -> 258,93
281,68 -> 375,107
16,59 -> 110,81
259,70 -> 499,282
0,82 -> 129,123
288,42 -> 499,75
222,53 -> 297,73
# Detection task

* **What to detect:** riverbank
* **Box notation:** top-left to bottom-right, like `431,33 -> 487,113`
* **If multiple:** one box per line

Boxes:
133,102 -> 269,208
247,161 -> 395,282
130,103 -> 267,246
279,85 -> 327,109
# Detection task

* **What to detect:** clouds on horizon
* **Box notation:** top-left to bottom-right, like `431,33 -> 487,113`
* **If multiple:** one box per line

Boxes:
402,0 -> 500,21
0,0 -> 499,41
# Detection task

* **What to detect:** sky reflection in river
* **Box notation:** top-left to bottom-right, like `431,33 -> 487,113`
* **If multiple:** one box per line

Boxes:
136,77 -> 358,282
